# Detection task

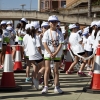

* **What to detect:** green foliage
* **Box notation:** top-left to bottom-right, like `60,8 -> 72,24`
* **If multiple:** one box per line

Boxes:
92,0 -> 100,6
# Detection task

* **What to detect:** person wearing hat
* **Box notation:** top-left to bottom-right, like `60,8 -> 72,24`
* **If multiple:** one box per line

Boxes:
6,26 -> 16,61
17,18 -> 28,60
90,21 -> 100,77
23,24 -> 32,82
7,21 -> 13,27
66,24 -> 87,77
42,15 -> 64,94
18,18 -> 28,45
26,22 -> 45,90
40,21 -> 49,55
0,20 -> 11,68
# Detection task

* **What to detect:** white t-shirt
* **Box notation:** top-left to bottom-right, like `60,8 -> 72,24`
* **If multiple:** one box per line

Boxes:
91,30 -> 95,38
23,34 -> 29,56
42,29 -> 64,58
9,29 -> 16,45
15,28 -> 19,42
0,35 -> 3,49
2,29 -> 10,44
69,32 -> 84,54
85,35 -> 93,51
63,37 -> 69,50
39,34 -> 44,54
92,31 -> 100,51
82,36 -> 87,50
27,35 -> 42,60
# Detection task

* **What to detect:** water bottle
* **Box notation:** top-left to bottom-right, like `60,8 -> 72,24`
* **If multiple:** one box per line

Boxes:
50,60 -> 54,70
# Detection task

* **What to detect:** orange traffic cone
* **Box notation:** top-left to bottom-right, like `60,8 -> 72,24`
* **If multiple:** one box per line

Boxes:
0,45 -> 22,92
13,45 -> 25,73
60,43 -> 73,73
83,44 -> 100,93
65,43 -> 73,73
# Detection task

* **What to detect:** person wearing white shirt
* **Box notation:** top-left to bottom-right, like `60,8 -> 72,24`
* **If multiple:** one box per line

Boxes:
66,24 -> 87,77
40,22 -> 49,55
27,22 -> 45,90
23,24 -> 31,82
6,26 -> 16,61
0,21 -> 10,68
42,15 -> 64,94
90,21 -> 100,77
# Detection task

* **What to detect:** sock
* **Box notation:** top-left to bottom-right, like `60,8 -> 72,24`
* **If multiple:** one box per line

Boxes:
45,86 -> 48,88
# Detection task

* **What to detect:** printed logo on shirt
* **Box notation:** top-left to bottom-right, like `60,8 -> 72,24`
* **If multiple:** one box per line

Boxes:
5,33 -> 9,36
48,39 -> 59,47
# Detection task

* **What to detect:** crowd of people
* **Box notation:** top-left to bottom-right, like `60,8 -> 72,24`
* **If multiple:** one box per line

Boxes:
0,15 -> 100,94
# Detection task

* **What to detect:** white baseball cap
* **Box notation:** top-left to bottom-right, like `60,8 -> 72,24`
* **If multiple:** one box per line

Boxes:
20,18 -> 28,24
25,24 -> 30,30
41,22 -> 49,27
30,21 -> 40,29
7,21 -> 13,25
82,28 -> 89,36
69,24 -> 77,29
38,28 -> 42,32
91,21 -> 98,27
48,15 -> 60,22
96,21 -> 100,28
0,21 -> 6,25
6,26 -> 13,31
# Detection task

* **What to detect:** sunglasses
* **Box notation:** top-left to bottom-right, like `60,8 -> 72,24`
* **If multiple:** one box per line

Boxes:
42,26 -> 49,29
49,21 -> 58,23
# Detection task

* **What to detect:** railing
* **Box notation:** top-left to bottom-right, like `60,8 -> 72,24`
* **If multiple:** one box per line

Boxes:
66,0 -> 88,8
66,0 -> 80,8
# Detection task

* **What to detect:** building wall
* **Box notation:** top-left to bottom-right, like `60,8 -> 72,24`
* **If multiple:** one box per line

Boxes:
40,0 -> 66,12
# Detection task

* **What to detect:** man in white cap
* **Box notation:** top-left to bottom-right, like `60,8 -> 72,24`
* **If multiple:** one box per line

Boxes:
42,15 -> 64,94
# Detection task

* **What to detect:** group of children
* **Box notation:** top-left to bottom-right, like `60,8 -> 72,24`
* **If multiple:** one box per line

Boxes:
0,15 -> 100,94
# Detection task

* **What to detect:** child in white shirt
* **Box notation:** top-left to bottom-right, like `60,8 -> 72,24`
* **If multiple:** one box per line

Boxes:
42,15 -> 64,94
66,24 -> 87,77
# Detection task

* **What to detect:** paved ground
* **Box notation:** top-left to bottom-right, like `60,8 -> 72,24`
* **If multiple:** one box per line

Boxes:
0,69 -> 100,100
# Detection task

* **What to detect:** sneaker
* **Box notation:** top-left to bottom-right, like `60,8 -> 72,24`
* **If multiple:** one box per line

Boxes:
41,87 -> 48,94
66,70 -> 72,74
33,79 -> 39,90
77,72 -> 87,77
25,77 -> 32,82
54,87 -> 63,94
32,85 -> 43,90
88,71 -> 93,77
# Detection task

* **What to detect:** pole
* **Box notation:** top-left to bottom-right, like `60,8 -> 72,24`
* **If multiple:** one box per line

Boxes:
88,0 -> 91,17
30,0 -> 32,11
38,0 -> 41,11
20,4 -> 26,17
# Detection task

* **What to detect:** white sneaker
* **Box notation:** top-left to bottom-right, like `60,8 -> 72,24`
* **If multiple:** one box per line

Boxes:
41,87 -> 48,94
32,85 -> 43,90
33,79 -> 39,90
54,87 -> 63,94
